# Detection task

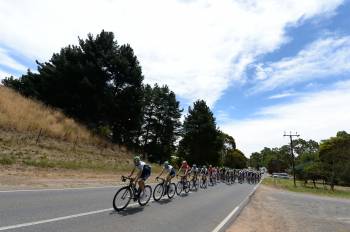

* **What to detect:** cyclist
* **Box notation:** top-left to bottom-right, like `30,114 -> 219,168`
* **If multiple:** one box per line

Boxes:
200,165 -> 208,183
190,164 -> 199,184
177,160 -> 191,180
156,161 -> 176,184
208,165 -> 213,184
128,156 -> 151,197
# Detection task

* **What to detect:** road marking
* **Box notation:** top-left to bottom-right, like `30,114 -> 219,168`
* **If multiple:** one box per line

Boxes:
211,206 -> 239,232
0,208 -> 112,231
211,180 -> 263,232
0,200 -> 154,231
0,185 -> 119,193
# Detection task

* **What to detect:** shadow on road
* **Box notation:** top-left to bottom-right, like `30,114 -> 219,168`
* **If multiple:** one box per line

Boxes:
177,193 -> 189,198
154,198 -> 172,205
109,206 -> 145,216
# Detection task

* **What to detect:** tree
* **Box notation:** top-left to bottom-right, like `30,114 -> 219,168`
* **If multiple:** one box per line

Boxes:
267,159 -> 288,174
178,100 -> 223,165
3,31 -> 144,147
319,131 -> 350,190
219,132 -> 236,165
140,84 -> 182,162
249,152 -> 262,169
224,149 -> 247,169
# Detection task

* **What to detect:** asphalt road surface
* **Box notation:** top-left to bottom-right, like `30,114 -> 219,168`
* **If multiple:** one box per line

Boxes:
0,182 -> 257,232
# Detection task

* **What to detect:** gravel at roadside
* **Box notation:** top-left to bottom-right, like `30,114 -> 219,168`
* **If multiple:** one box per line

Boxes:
227,185 -> 350,232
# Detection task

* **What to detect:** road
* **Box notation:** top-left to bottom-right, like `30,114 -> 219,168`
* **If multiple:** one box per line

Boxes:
0,182 -> 257,232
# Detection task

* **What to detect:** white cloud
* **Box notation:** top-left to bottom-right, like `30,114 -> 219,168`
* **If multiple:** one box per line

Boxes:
250,36 -> 350,93
221,80 -> 350,156
216,110 -> 230,124
0,47 -> 27,72
0,0 -> 343,106
268,91 -> 297,99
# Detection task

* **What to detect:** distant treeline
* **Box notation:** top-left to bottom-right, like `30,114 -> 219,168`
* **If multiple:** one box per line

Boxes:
249,131 -> 350,188
2,30 -> 246,167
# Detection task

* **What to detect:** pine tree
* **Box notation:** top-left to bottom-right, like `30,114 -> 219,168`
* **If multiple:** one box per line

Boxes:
141,84 -> 182,162
178,100 -> 223,165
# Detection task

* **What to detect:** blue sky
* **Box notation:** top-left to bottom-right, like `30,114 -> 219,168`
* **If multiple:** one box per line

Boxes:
1,0 -> 350,155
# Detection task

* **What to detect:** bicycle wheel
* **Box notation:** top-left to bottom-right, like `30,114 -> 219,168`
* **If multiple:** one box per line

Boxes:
208,178 -> 213,186
203,179 -> 207,188
184,181 -> 190,193
190,180 -> 197,191
167,183 -> 176,199
138,185 -> 152,206
112,187 -> 132,211
153,184 -> 164,201
176,181 -> 183,195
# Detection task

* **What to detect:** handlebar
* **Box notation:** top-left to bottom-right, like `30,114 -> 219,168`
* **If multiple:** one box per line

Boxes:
121,175 -> 134,182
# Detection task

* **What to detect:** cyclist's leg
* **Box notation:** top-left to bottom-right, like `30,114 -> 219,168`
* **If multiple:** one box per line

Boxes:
138,166 -> 151,195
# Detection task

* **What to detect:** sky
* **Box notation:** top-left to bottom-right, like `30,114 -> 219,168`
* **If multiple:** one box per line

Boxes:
1,0 -> 350,156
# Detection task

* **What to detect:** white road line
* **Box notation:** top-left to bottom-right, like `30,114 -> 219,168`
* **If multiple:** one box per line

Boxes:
0,208 -> 113,231
0,200 -> 154,231
211,180 -> 263,232
0,185 -> 119,193
211,206 -> 239,232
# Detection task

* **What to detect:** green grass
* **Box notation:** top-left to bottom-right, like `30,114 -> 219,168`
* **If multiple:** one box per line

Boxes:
263,177 -> 350,199
0,155 -> 16,165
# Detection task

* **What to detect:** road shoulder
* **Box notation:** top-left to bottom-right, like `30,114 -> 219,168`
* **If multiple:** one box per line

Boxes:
226,185 -> 350,232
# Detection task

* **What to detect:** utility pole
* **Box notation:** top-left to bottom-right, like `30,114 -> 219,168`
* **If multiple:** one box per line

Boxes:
284,131 -> 299,187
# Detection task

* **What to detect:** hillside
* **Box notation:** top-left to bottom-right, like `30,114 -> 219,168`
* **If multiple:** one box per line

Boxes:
0,86 -> 134,174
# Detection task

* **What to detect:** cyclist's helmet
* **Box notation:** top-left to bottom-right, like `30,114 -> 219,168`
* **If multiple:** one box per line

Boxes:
133,156 -> 141,165
209,165 -> 212,168
182,160 -> 187,164
203,165 -> 206,168
193,164 -> 197,168
163,161 -> 169,168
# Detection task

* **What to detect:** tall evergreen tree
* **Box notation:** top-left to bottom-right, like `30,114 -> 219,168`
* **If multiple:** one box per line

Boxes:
140,84 -> 182,162
178,100 -> 223,165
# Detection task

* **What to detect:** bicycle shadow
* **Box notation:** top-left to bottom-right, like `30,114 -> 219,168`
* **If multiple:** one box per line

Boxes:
109,206 -> 145,216
153,198 -> 172,205
177,193 -> 190,198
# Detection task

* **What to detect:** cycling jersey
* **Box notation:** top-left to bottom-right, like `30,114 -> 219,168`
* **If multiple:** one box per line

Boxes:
136,161 -> 146,171
191,167 -> 199,174
135,161 -> 151,181
164,164 -> 174,173
181,164 -> 191,172
201,168 -> 208,175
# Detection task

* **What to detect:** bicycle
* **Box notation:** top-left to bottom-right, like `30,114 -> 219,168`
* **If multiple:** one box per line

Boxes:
200,174 -> 207,189
112,176 -> 152,211
208,174 -> 216,186
153,177 -> 176,201
176,175 -> 190,195
190,175 -> 199,191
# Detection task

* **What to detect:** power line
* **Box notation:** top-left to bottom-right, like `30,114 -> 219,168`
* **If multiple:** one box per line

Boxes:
284,131 -> 300,187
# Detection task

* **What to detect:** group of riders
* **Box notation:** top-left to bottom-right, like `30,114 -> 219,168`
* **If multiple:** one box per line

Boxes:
128,156 -> 262,196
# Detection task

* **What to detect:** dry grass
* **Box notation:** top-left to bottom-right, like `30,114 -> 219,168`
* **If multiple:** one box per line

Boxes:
0,86 -> 137,173
0,86 -> 97,143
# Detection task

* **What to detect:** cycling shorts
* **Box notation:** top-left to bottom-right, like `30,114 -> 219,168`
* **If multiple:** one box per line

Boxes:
140,165 -> 151,181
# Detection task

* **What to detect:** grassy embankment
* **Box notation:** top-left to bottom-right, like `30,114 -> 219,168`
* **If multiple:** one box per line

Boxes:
263,177 -> 350,199
0,86 -> 162,174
